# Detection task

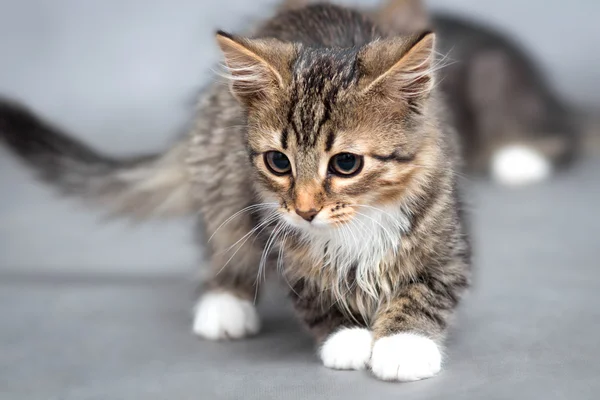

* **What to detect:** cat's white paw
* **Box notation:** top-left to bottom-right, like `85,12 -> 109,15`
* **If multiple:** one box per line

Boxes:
320,327 -> 373,370
192,291 -> 260,340
370,333 -> 442,381
491,145 -> 552,186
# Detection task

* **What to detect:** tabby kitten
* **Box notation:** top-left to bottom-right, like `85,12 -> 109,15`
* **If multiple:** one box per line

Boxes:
0,3 -> 470,381
375,0 -> 579,186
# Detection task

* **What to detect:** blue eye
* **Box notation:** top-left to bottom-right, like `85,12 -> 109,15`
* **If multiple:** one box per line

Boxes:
330,153 -> 363,176
265,151 -> 291,175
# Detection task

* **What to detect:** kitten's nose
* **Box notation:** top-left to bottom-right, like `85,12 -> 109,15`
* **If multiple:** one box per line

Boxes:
295,208 -> 320,222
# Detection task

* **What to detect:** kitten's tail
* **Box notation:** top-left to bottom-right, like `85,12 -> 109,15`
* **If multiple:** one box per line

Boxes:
0,99 -> 195,220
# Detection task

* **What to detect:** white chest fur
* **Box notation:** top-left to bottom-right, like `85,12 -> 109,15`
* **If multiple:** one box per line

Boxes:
303,205 -> 411,313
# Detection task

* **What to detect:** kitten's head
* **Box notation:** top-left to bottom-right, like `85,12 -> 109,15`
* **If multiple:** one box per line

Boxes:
216,30 -> 441,234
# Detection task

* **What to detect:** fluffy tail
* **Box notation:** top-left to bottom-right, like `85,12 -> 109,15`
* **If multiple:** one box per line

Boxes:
0,99 -> 195,219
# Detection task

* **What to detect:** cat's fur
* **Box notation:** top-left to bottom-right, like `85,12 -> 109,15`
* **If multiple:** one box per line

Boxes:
0,2 -> 471,381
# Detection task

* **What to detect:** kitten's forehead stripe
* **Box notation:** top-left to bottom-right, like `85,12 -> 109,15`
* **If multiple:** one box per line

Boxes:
287,48 -> 360,149
281,128 -> 289,149
325,130 -> 335,152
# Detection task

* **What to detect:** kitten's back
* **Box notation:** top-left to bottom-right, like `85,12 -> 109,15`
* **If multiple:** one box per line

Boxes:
256,4 -> 381,47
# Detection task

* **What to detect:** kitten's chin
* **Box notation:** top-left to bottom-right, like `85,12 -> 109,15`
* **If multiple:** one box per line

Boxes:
310,217 -> 334,229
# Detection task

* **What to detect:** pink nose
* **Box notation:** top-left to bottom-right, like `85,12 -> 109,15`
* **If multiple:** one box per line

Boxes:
295,208 -> 319,222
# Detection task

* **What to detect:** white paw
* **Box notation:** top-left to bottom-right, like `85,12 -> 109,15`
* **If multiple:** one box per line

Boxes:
491,145 -> 552,186
320,327 -> 373,370
370,333 -> 442,381
192,291 -> 260,340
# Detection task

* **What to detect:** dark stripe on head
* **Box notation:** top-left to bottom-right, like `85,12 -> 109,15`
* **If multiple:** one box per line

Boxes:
281,128 -> 289,149
325,130 -> 335,152
315,87 -> 335,143
287,85 -> 301,145
315,104 -> 331,142
371,150 -> 414,163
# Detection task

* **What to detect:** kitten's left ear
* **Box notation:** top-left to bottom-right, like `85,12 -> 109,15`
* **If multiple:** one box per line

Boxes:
359,32 -> 436,105
216,31 -> 296,105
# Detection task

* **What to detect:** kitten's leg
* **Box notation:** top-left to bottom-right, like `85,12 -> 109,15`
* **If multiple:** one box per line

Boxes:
291,281 -> 372,371
369,280 -> 462,381
193,219 -> 267,341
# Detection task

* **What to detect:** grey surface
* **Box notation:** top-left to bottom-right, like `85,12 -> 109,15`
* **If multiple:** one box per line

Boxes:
1,0 -> 600,399
2,162 -> 600,399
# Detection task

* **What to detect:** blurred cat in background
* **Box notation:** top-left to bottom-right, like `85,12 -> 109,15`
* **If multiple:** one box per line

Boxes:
377,0 -> 579,186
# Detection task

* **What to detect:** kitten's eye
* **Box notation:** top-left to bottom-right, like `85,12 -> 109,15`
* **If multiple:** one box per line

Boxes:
264,151 -> 291,175
329,153 -> 363,176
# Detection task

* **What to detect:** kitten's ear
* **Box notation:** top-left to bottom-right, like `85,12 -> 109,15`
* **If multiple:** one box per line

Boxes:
359,32 -> 436,105
216,31 -> 296,105
376,0 -> 431,34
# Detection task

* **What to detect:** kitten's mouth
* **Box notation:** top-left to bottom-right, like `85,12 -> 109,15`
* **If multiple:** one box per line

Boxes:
281,212 -> 332,230
281,212 -> 354,233
309,218 -> 336,229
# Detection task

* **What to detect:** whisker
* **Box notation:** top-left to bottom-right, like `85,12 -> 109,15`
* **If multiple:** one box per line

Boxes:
208,202 -> 278,242
277,227 -> 301,298
258,221 -> 283,279
215,213 -> 279,276
251,213 -> 283,246
222,211 -> 278,253
277,227 -> 290,274
341,219 -> 360,250
352,204 -> 406,231
255,221 -> 285,303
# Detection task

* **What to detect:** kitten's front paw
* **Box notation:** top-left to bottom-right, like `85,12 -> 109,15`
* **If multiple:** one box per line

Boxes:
370,333 -> 442,381
320,327 -> 373,370
192,291 -> 260,340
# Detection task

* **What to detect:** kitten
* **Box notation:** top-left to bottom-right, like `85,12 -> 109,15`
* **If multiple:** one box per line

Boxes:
375,0 -> 579,186
0,2 -> 471,381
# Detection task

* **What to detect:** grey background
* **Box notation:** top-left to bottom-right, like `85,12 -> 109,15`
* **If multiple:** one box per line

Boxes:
0,1 -> 599,399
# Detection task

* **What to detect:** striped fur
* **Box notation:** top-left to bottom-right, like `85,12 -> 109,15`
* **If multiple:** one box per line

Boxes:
0,2 -> 472,381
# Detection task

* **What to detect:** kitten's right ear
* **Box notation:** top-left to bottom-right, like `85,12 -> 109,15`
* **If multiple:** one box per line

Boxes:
216,31 -> 296,105
359,32 -> 436,105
